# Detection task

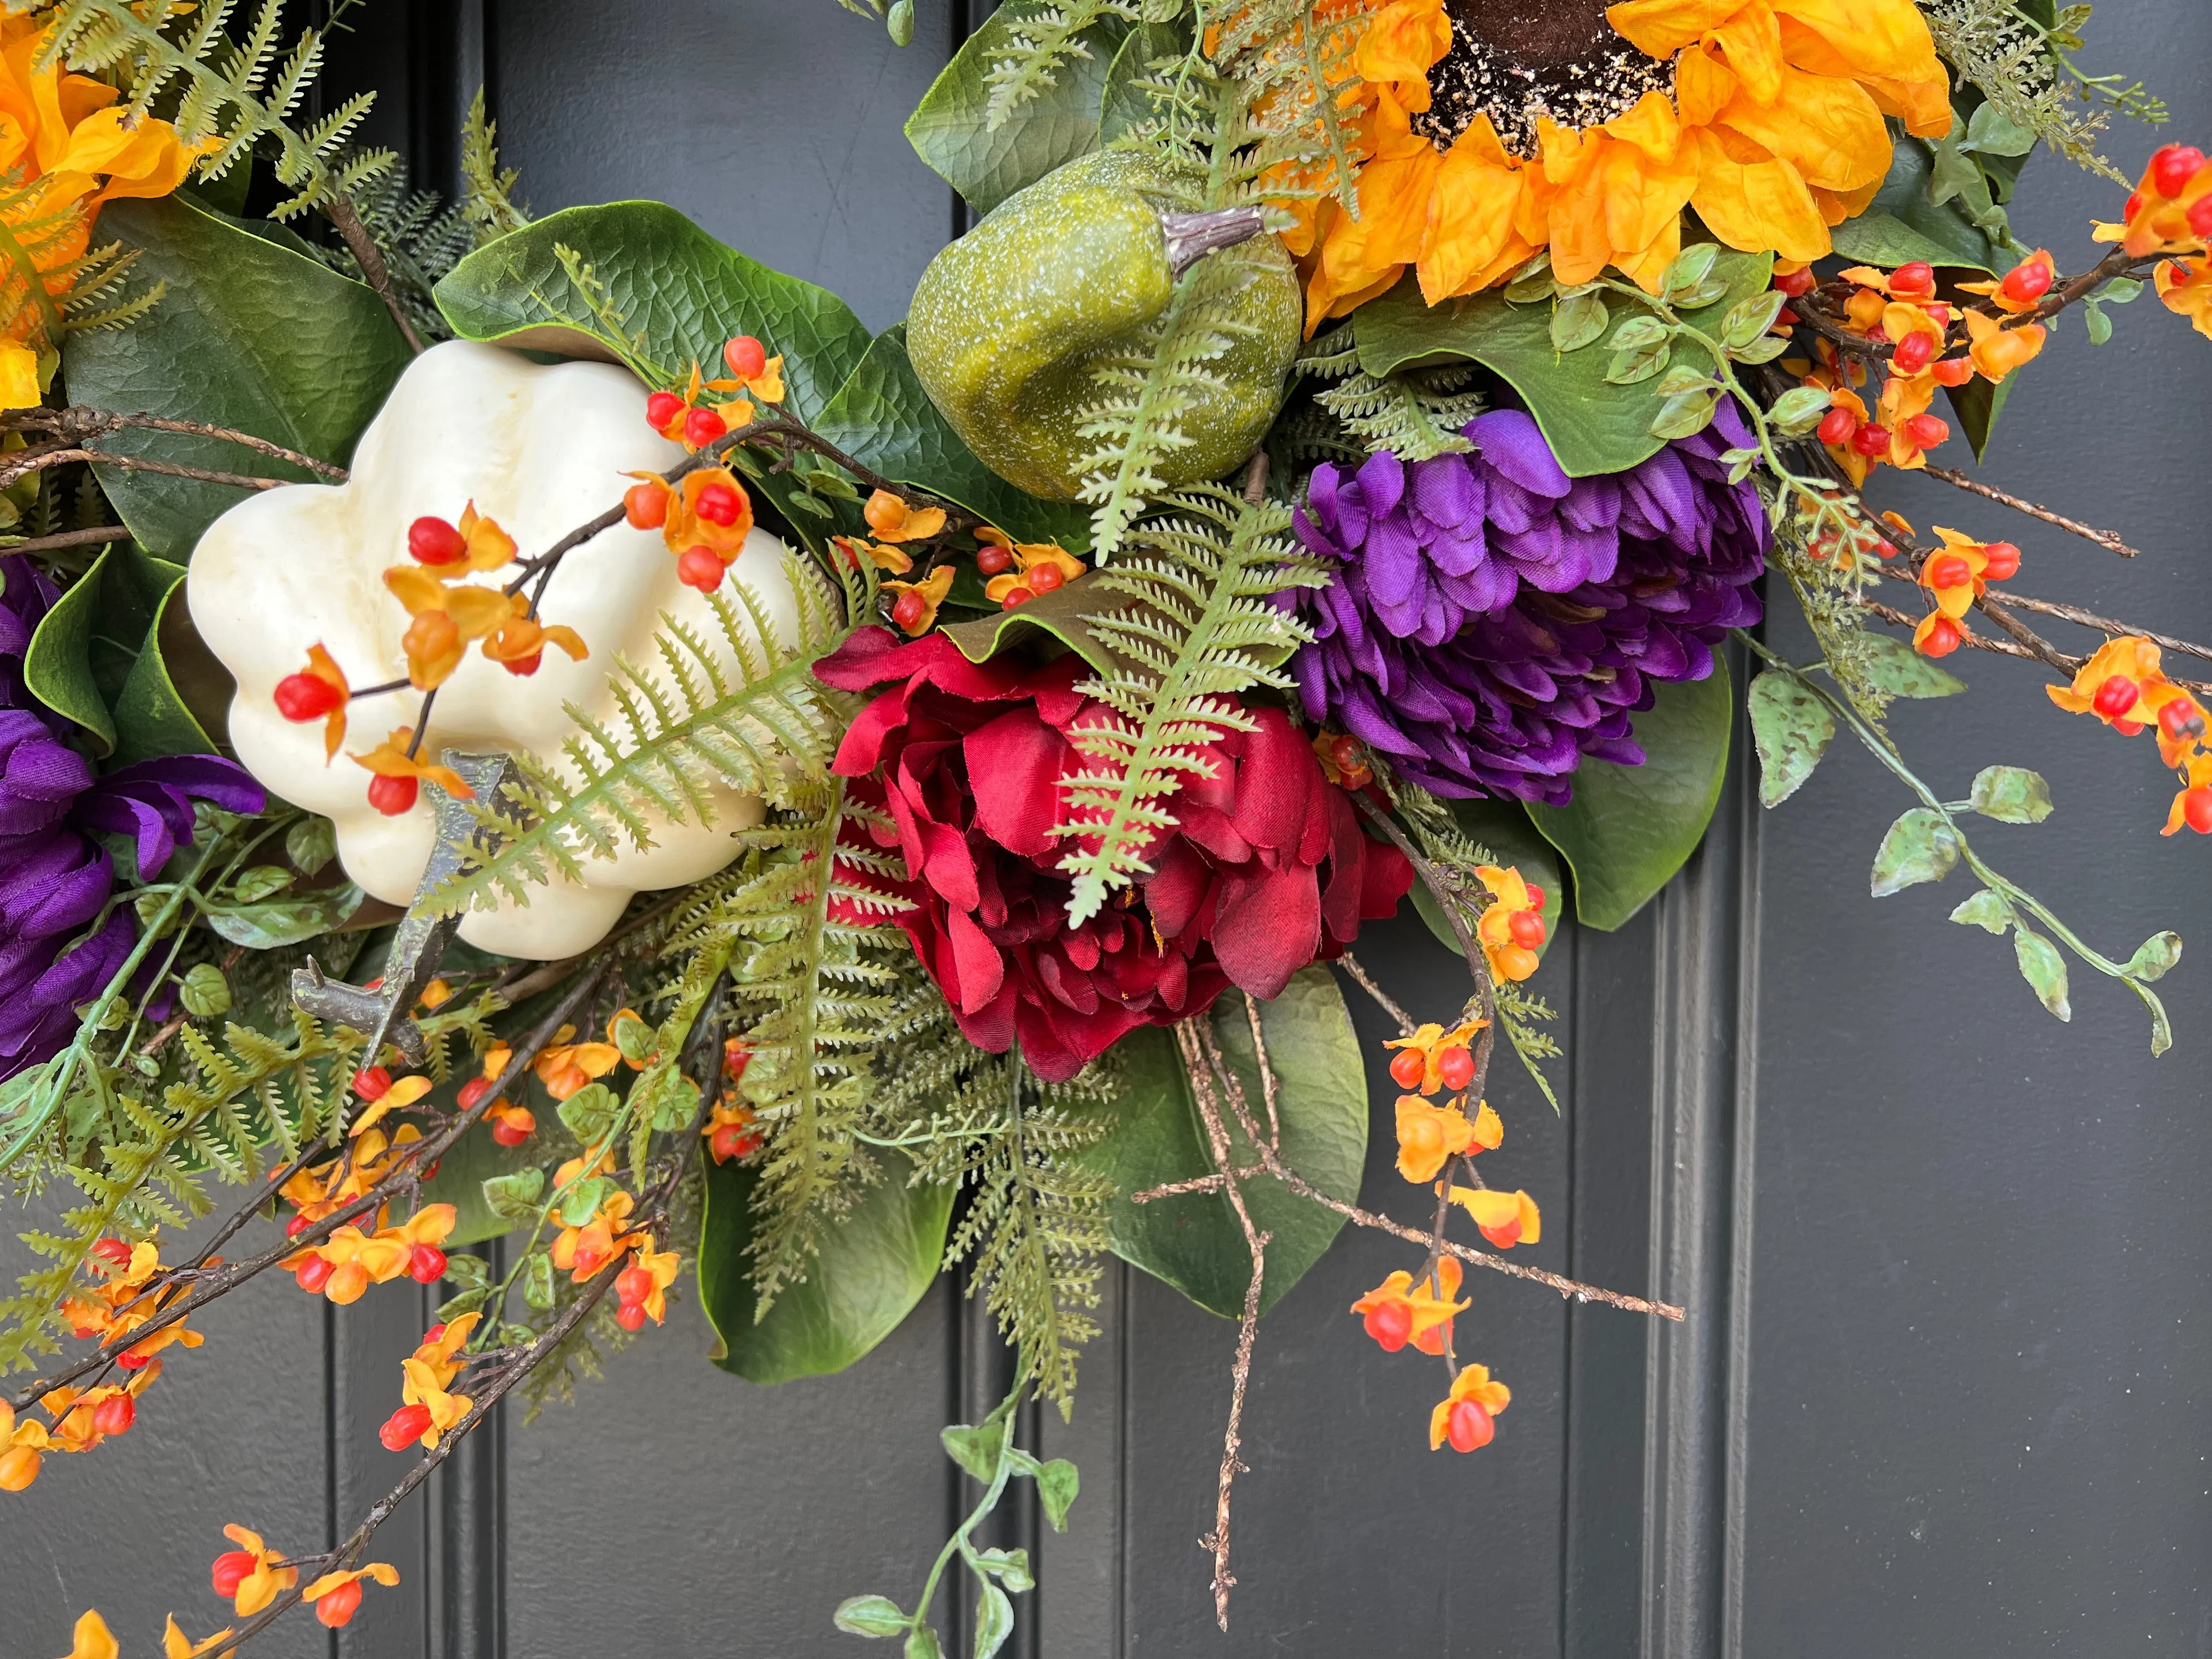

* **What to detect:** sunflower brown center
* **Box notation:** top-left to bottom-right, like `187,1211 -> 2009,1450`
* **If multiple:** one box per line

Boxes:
1410,0 -> 1678,161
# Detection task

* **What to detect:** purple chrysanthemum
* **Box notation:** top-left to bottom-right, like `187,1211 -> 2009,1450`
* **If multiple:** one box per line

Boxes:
1290,404 -> 1767,804
1,554 -> 264,1077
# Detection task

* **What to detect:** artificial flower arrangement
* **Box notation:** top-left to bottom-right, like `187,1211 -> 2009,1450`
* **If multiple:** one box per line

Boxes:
0,0 -> 2201,1652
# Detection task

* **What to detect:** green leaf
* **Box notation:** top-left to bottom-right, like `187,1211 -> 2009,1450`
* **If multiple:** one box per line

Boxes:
888,0 -> 915,46
905,5 -> 1128,215
1767,385 -> 1833,436
436,201 -> 871,425
1034,1457 -> 1079,1532
1829,136 -> 2006,276
907,1628 -> 945,1659
112,577 -> 235,763
698,1147 -> 953,1384
2124,931 -> 2183,983
1961,100 -> 2040,157
1720,289 -> 1786,348
61,195 -> 411,562
976,1547 -> 1034,1593
558,1176 -> 611,1228
1409,797 -> 1563,963
1747,670 -> 1835,808
936,567 -> 1189,676
1950,889 -> 2012,934
200,883 -> 365,949
421,1119 -> 550,1245
1943,369 -> 2015,463
1661,242 -> 1719,300
1527,662 -> 1732,930
229,865 -> 292,902
1082,967 -> 1364,1318
1604,340 -> 1670,385
1099,21 -> 1192,144
1859,631 -> 1966,698
834,1595 -> 910,1639
1650,390 -> 1717,440
1967,765 -> 2053,823
481,1167 -> 546,1223
523,1249 -> 556,1311
1549,290 -> 1609,352
2084,298 -> 2112,345
556,1082 -> 621,1145
814,326 -> 1091,551
2013,926 -> 2072,1021
1353,250 -> 1772,476
20,544 -> 213,758
1609,314 -> 1667,352
974,1582 -> 1015,1659
1869,807 -> 1959,896
941,1417 -> 1008,1482
178,963 -> 231,1018
2130,978 -> 2173,1058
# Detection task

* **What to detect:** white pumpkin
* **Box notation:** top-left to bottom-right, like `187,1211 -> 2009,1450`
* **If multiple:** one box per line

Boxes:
188,339 -> 797,959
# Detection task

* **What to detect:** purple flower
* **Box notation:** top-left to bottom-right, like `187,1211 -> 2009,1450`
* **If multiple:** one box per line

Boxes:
1290,405 -> 1767,805
0,555 -> 264,1077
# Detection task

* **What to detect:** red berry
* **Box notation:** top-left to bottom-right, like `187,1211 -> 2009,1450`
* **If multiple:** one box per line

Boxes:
408,1244 -> 448,1285
1479,1215 -> 1523,1249
709,1123 -> 752,1161
616,1265 -> 654,1306
2092,674 -> 2140,719
724,335 -> 769,380
379,1403 -> 432,1452
92,1392 -> 134,1437
1775,308 -> 1798,328
354,1066 -> 392,1100
1815,405 -> 1857,447
458,1077 -> 493,1110
1930,356 -> 1974,387
1363,1299 -> 1412,1352
2191,196 -> 2212,239
1926,554 -> 1973,590
1979,541 -> 2020,580
1026,563 -> 1066,594
211,1551 -> 258,1599
1902,413 -> 1950,451
677,546 -> 725,592
295,1254 -> 335,1294
408,516 -> 467,565
623,482 -> 669,529
1445,1398 -> 1496,1453
1437,1046 -> 1476,1091
92,1238 -> 131,1267
490,1114 -> 533,1148
975,545 -> 1012,576
2125,189 -> 2149,221
2000,259 -> 2053,304
1920,616 -> 1962,657
367,773 -> 419,816
645,391 -> 686,431
315,1578 -> 365,1629
1000,586 -> 1035,609
683,405 -> 727,448
1508,909 -> 1547,949
2158,700 -> 2207,743
1890,331 -> 1934,374
1852,424 -> 1893,457
2184,785 -> 2212,835
2113,718 -> 2146,737
1872,539 -> 1900,560
501,650 -> 544,678
1330,736 -> 1362,772
273,672 -> 343,721
1522,883 -> 1545,912
614,1301 -> 647,1332
891,590 -> 928,631
116,1345 -> 153,1370
1775,267 -> 1817,298
2152,144 -> 2206,198
1889,261 -> 1936,298
286,1212 -> 313,1238
1389,1049 -> 1427,1090
694,481 -> 743,526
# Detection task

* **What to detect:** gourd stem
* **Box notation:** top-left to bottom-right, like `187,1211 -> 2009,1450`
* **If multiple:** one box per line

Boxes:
1160,206 -> 1267,276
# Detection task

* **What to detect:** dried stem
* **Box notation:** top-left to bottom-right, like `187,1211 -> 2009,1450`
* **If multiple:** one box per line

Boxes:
0,524 -> 131,555
323,191 -> 427,357
0,408 -> 349,479
1919,465 -> 2139,559
1332,950 -> 1414,1037
0,447 -> 289,493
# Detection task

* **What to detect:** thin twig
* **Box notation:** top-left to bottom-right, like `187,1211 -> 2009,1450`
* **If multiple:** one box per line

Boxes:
0,524 -> 131,555
0,409 -> 348,479
0,447 -> 289,493
323,191 -> 427,357
1920,465 -> 2139,558
1332,951 -> 1414,1037
1240,991 -> 1282,1153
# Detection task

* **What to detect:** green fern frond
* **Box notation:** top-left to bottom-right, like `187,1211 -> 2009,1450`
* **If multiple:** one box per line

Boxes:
460,87 -> 530,245
428,554 -> 866,919
1053,483 -> 1325,922
983,1 -> 1143,131
312,162 -> 472,342
1299,323 -> 1486,461
38,0 -> 395,219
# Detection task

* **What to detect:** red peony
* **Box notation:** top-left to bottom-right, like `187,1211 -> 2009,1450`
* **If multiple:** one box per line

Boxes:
816,627 -> 1413,1082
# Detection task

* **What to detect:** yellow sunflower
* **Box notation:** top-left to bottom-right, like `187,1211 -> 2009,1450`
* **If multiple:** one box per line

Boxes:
1286,0 -> 1951,325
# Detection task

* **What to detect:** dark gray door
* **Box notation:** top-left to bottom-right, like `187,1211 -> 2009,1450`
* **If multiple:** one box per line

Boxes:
7,3 -> 2211,1655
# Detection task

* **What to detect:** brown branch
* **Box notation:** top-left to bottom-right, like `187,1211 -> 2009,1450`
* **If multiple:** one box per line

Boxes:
0,446 -> 290,493
1994,590 -> 2212,671
0,524 -> 131,555
1240,991 -> 1282,1153
1331,950 -> 1415,1036
6,966 -> 608,1411
1,408 -> 348,479
323,192 -> 427,357
1919,466 -> 2139,559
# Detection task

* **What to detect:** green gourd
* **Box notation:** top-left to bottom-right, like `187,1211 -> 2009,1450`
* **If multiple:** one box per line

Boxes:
906,149 -> 1302,504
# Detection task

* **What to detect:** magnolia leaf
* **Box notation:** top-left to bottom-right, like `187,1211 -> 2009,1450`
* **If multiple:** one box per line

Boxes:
936,569 -> 1155,674
1829,137 -> 2005,275
1083,967 -> 1364,1318
698,1147 -> 952,1384
1950,889 -> 2012,935
1869,808 -> 1960,896
835,1596 -> 910,1639
2013,926 -> 2072,1020
1859,632 -> 1966,698
906,5 -> 1128,213
1035,1458 -> 1079,1532
2124,930 -> 2184,982
22,543 -> 221,759
1527,662 -> 1732,930
1550,289 -> 1609,353
1747,670 -> 1835,808
63,196 -> 411,562
814,327 -> 1091,551
1353,250 -> 1771,476
1967,765 -> 2053,823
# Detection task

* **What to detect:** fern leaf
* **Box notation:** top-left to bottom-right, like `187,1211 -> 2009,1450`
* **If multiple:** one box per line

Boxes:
1297,322 -> 1487,461
983,2 -> 1142,131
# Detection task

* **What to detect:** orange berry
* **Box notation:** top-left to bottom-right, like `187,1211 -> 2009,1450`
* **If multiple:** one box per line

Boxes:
1929,356 -> 1974,387
1979,541 -> 2020,580
490,1110 -> 535,1148
1926,554 -> 1973,590
1000,586 -> 1035,608
614,1302 -> 647,1332
683,405 -> 727,447
1388,1050 -> 1426,1090
1774,267 -> 1816,298
295,1255 -> 335,1294
1919,616 -> 1962,657
710,1123 -> 758,1163
645,391 -> 685,431
975,545 -> 1012,576
1027,562 -> 1065,594
92,1392 -> 134,1437
2000,259 -> 2053,304
408,1244 -> 448,1284
2152,144 -> 2205,198
1816,405 -> 1857,447
1522,883 -> 1545,912
354,1066 -> 392,1100
1902,413 -> 1950,451
2158,700 -> 2207,743
315,1578 -> 365,1629
891,590 -> 928,632
724,335 -> 769,380
325,1261 -> 370,1304
2092,675 -> 2140,719
1889,261 -> 1936,298
623,481 -> 669,529
693,481 -> 745,526
0,1444 -> 40,1492
1508,909 -> 1547,948
676,545 -> 726,592
274,672 -> 343,721
865,493 -> 906,534
1891,331 -> 1933,374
